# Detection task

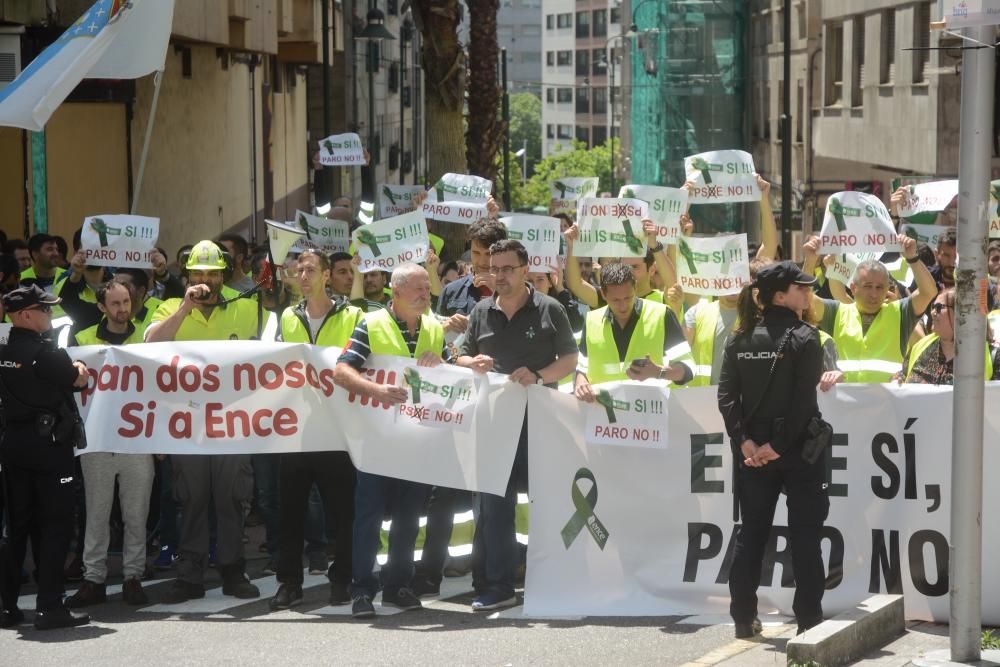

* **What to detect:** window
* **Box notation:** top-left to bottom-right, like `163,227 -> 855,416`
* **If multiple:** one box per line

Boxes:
610,7 -> 620,24
592,126 -> 607,146
851,16 -> 864,106
557,87 -> 572,103
797,3 -> 806,40
557,124 -> 573,139
576,49 -> 590,76
775,9 -> 783,44
593,87 -> 607,114
913,2 -> 931,83
557,13 -> 572,29
796,80 -> 803,143
593,10 -> 607,37
546,14 -> 554,29
522,25 -> 541,37
825,22 -> 844,105
576,126 -> 590,146
557,50 -> 572,66
576,11 -> 590,38
520,52 -> 540,63
546,51 -> 555,66
546,87 -> 555,103
547,124 -> 555,139
880,9 -> 895,84
576,87 -> 590,114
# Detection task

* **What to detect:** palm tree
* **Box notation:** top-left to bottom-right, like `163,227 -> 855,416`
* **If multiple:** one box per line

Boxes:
464,0 -> 504,184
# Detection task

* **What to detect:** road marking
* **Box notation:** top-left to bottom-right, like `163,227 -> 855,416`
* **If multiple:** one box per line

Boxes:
678,623 -> 792,666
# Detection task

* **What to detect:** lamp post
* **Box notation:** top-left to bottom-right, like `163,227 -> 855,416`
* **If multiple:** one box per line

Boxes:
355,5 -> 395,202
400,14 -> 413,185
597,34 -> 627,193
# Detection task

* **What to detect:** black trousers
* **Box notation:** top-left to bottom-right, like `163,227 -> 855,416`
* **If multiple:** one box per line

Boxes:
0,434 -> 76,612
276,451 -> 356,585
415,486 -> 471,584
729,448 -> 829,629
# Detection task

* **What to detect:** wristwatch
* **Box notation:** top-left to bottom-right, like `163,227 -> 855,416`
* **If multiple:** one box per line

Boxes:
534,371 -> 545,385
657,367 -> 668,380
651,242 -> 665,253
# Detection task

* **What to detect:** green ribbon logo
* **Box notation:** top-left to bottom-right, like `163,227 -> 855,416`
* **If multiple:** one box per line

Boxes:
323,139 -> 336,154
89,218 -> 121,248
595,389 -> 629,423
383,186 -> 398,206
356,229 -> 390,257
828,196 -> 846,232
561,468 -> 609,550
620,219 -> 642,254
690,157 -> 721,184
678,238 -> 699,274
404,367 -> 422,403
553,180 -> 571,198
622,188 -> 636,199
297,214 -> 316,240
433,179 -> 459,201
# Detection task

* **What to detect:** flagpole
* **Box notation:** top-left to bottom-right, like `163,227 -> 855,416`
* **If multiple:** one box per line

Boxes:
131,69 -> 164,215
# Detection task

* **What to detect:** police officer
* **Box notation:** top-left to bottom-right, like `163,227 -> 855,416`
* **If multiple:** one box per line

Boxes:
716,261 -> 827,638
0,285 -> 91,630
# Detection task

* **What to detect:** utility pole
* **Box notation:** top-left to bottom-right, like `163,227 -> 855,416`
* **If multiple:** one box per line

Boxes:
780,0 -> 792,256
950,21 -> 994,664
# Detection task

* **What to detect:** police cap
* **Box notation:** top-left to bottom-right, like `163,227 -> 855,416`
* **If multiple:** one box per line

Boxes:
2,284 -> 61,313
753,260 -> 816,293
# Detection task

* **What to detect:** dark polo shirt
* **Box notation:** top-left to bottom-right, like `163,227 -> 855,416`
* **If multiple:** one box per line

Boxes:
460,284 -> 577,387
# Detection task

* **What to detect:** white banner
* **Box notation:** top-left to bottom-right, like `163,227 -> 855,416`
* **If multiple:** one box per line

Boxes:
897,180 -> 959,218
943,0 -> 1000,27
318,133 -> 366,166
583,382 -> 669,449
573,198 -> 650,258
499,215 -> 562,272
70,342 -> 525,496
526,383 -> 1000,623
901,223 -> 951,250
379,184 -> 425,219
676,234 -> 750,296
422,173 -> 492,224
618,184 -> 688,245
293,210 -> 349,254
352,210 -> 429,273
825,252 -> 880,286
684,150 -> 760,204
81,215 -> 159,268
551,177 -> 600,216
818,191 -> 902,254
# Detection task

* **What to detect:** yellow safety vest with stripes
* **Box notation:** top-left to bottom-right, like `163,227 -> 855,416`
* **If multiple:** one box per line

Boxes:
904,332 -> 992,382
280,302 -> 361,347
832,301 -> 904,383
689,301 -> 723,387
365,308 -> 444,358
73,320 -> 145,346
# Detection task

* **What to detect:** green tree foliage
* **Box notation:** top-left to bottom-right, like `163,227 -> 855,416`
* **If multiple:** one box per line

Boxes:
511,139 -> 620,210
508,93 -> 542,178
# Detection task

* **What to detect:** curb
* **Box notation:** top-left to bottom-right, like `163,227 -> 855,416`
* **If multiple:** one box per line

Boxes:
786,594 -> 904,666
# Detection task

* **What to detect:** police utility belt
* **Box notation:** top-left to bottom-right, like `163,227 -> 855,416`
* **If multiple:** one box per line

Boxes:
0,368 -> 87,450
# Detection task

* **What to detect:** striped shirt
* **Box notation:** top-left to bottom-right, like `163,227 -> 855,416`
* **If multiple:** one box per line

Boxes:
338,306 -> 454,370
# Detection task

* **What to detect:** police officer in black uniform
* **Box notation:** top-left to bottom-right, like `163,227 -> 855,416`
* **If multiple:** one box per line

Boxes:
717,261 -> 828,639
0,285 -> 91,630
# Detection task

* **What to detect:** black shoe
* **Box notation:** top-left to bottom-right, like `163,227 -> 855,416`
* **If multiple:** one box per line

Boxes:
797,617 -> 822,635
269,583 -> 303,611
221,572 -> 260,599
0,608 -> 24,628
162,580 -> 206,604
64,580 -> 107,609
34,607 -> 90,631
352,595 -> 375,619
122,578 -> 149,606
381,587 -> 422,611
734,617 -> 763,639
410,576 -> 441,598
328,580 -> 351,606
63,556 -> 84,583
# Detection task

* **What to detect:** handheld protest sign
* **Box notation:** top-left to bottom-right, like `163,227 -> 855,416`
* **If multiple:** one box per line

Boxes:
318,132 -> 366,166
396,363 -> 479,432
499,215 -> 562,271
379,184 -> 425,218
683,150 -> 759,204
897,180 -> 959,218
825,251 -> 880,286
293,210 -> 350,254
818,191 -> 901,254
422,173 -> 492,224
675,233 -> 750,296
618,184 -> 688,245
550,177 -> 599,217
81,215 -> 159,268
573,198 -> 650,259
901,223 -> 951,250
584,382 -> 668,449
352,210 -> 429,273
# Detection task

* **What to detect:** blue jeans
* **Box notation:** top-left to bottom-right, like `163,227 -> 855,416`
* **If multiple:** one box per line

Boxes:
305,485 -> 327,556
472,418 -> 527,599
350,471 -> 427,598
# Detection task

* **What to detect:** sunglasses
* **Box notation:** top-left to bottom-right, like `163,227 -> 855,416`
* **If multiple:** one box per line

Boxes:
931,303 -> 950,315
27,304 -> 53,314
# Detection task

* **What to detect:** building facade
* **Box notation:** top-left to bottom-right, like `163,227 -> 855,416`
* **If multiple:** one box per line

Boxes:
499,0 -> 544,95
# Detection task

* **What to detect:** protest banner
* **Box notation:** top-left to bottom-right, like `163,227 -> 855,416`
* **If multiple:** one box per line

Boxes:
292,210 -> 349,254
317,132 -> 366,166
499,215 -> 562,271
675,233 -> 750,296
618,184 -> 687,245
583,382 -> 668,449
422,173 -> 492,224
69,341 -> 525,495
352,210 -> 429,273
379,184 -> 426,218
818,191 -> 901,254
897,180 -> 959,218
80,215 -> 159,268
551,177 -> 600,216
683,150 -> 760,204
901,223 -> 951,250
397,363 -> 478,432
525,383 -> 1000,623
573,198 -> 650,258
